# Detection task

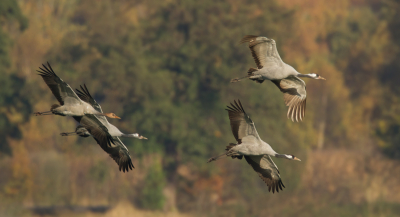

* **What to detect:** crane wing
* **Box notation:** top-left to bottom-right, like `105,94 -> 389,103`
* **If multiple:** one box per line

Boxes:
79,115 -> 114,147
75,84 -> 103,113
79,115 -> 134,172
75,84 -> 113,131
240,35 -> 284,69
37,62 -> 81,106
271,76 -> 307,122
72,116 -> 82,123
106,137 -> 135,172
226,100 -> 260,143
244,155 -> 285,193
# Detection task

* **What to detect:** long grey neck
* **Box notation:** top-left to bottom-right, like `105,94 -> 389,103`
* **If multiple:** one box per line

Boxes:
275,154 -> 292,160
297,73 -> 315,79
121,133 -> 140,138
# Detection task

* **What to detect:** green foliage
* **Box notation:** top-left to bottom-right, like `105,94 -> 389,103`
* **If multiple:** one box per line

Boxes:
0,0 -> 29,155
374,0 -> 400,158
0,0 -> 28,30
1,0 -> 400,215
89,161 -> 108,183
139,162 -> 166,210
46,0 -> 296,175
0,74 -> 31,154
281,201 -> 400,217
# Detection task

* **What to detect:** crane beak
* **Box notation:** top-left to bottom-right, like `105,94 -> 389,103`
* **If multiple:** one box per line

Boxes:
318,76 -> 326,80
140,136 -> 148,140
115,116 -> 121,119
294,157 -> 301,161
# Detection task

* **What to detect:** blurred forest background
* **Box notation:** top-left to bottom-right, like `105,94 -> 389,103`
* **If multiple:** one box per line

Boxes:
1,0 -> 400,216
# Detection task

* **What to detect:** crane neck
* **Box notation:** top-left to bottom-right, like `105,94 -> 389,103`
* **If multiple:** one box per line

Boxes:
297,73 -> 318,79
121,133 -> 140,138
275,154 -> 292,160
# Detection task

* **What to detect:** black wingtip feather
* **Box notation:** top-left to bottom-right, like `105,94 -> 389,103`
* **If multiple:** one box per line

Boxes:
226,105 -> 236,112
80,84 -> 91,98
237,100 -> 245,113
234,100 -> 245,113
81,84 -> 89,97
75,88 -> 84,96
46,62 -> 55,74
76,84 -> 96,105
37,67 -> 52,76
37,62 -> 56,77
117,159 -> 134,173
42,63 -> 52,74
228,103 -> 240,113
83,84 -> 93,99
105,136 -> 115,148
230,103 -> 236,110
239,35 -> 259,44
226,100 -> 246,115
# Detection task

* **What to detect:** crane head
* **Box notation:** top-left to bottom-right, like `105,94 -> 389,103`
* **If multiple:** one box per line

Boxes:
104,113 -> 121,119
316,74 -> 326,80
310,73 -> 326,80
298,73 -> 326,80
292,156 -> 301,161
286,154 -> 301,161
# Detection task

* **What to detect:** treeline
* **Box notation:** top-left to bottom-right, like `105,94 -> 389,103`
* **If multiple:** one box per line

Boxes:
1,0 -> 400,216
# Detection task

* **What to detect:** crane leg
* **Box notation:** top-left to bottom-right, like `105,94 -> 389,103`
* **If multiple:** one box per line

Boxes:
60,132 -> 78,136
207,152 -> 229,163
231,75 -> 250,83
33,111 -> 53,116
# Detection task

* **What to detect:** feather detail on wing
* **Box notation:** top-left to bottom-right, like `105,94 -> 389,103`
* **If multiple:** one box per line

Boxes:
240,35 -> 284,69
79,115 -> 114,147
271,76 -> 307,122
37,62 -> 80,105
226,143 -> 243,160
75,84 -> 103,113
75,84 -> 112,132
245,155 -> 285,193
106,137 -> 135,172
79,115 -> 134,172
226,100 -> 260,143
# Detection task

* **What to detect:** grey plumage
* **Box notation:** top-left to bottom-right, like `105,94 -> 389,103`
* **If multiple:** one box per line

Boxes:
75,85 -> 147,139
271,77 -> 306,122
208,100 -> 300,193
60,85 -> 147,172
60,125 -> 91,137
78,114 -> 135,172
34,62 -> 120,119
232,35 -> 325,122
244,155 -> 285,193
